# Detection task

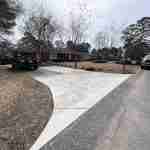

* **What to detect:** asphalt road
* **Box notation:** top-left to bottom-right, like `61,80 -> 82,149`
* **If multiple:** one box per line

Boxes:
40,70 -> 150,150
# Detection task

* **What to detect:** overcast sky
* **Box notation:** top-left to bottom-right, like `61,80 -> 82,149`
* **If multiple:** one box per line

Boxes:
14,0 -> 150,47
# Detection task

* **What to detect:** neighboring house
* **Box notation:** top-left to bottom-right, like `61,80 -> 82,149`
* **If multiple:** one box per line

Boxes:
49,48 -> 90,61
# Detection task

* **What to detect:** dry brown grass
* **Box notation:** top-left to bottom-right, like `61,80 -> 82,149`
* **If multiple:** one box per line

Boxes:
61,62 -> 139,74
78,62 -> 139,74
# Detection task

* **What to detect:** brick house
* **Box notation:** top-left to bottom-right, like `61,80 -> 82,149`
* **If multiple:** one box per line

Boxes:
49,48 -> 90,62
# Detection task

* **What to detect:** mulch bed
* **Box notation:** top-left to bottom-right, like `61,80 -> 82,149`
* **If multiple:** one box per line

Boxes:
0,67 -> 54,150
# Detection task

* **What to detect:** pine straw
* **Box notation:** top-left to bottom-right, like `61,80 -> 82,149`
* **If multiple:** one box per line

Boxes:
0,68 -> 54,150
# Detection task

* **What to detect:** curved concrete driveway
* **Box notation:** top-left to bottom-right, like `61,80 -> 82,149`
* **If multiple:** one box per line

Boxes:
30,66 -> 130,150
41,70 -> 150,150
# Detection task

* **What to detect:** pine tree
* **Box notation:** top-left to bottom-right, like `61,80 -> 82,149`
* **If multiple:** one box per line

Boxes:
0,0 -> 20,34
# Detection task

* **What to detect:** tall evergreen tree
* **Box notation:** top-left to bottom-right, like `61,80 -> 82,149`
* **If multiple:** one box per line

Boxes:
0,0 -> 20,34
122,17 -> 150,61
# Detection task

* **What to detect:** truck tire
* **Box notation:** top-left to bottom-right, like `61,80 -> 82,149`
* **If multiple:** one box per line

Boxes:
141,66 -> 144,69
12,64 -> 17,69
30,65 -> 38,70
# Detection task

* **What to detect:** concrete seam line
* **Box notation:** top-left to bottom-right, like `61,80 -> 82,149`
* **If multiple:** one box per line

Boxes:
95,107 -> 126,150
109,107 -> 127,150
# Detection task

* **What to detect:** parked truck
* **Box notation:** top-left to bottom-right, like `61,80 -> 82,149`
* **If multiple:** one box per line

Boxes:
11,45 -> 49,70
11,50 -> 41,70
11,33 -> 49,70
0,33 -> 50,70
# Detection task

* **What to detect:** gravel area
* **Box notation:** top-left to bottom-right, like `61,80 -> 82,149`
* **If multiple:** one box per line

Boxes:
0,68 -> 54,150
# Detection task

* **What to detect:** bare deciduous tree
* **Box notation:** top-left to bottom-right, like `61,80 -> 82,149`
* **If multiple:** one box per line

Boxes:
21,7 -> 58,44
95,23 -> 122,49
95,31 -> 109,49
68,3 -> 91,45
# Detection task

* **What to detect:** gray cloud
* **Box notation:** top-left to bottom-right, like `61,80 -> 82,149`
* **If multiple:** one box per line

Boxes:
13,0 -> 150,47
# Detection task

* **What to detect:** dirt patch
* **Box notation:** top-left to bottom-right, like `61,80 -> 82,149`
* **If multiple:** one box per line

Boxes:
0,67 -> 54,150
